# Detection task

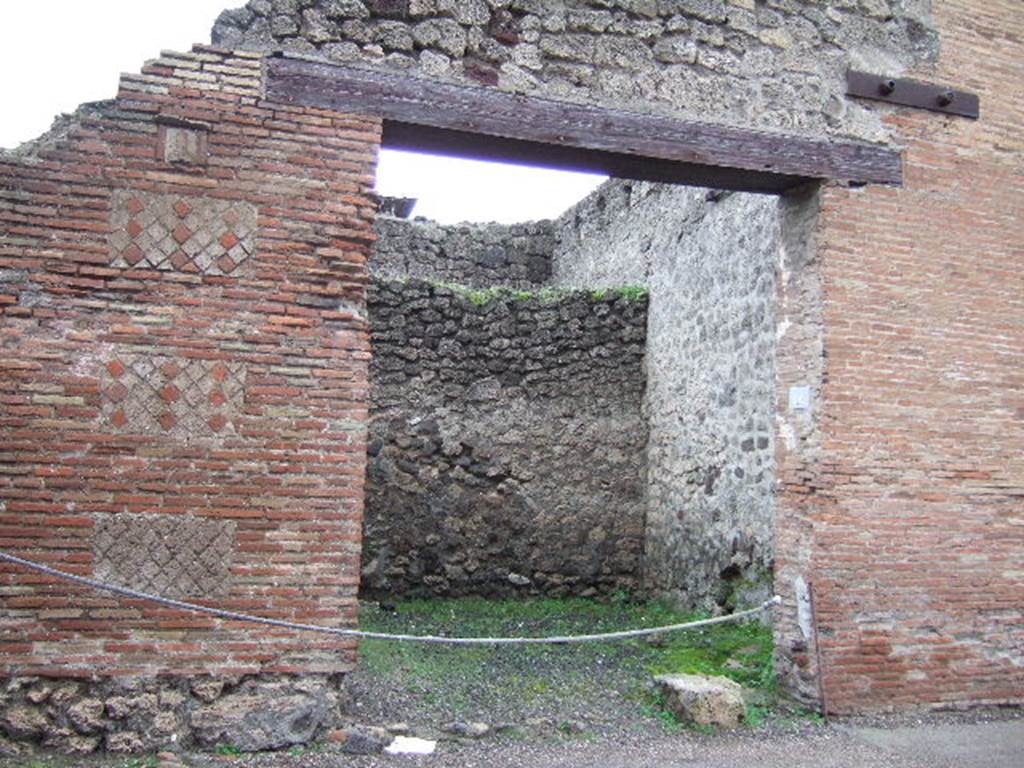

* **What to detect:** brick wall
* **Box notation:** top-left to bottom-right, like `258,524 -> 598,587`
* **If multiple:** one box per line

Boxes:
0,45 -> 380,750
775,0 -> 1024,712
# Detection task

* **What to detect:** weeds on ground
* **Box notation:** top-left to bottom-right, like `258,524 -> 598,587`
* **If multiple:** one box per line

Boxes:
287,742 -> 325,757
359,596 -> 774,729
773,705 -> 826,729
636,689 -> 686,733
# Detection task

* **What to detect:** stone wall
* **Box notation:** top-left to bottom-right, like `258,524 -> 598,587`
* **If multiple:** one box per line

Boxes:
0,45 -> 379,753
0,675 -> 345,756
364,279 -> 648,597
367,184 -> 780,607
213,0 -> 939,144
552,181 -> 779,611
372,215 -> 554,288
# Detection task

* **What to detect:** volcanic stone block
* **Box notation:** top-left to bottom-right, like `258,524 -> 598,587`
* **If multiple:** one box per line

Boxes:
654,673 -> 746,729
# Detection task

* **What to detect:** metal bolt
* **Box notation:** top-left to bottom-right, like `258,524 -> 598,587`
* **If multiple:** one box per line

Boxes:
937,90 -> 955,106
879,79 -> 897,95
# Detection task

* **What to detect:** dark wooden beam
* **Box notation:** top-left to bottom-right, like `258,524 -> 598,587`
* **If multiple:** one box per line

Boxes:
847,69 -> 979,120
382,123 -> 805,194
266,55 -> 902,193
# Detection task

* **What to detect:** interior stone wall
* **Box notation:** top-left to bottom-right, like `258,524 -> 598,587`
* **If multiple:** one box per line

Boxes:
366,181 -> 780,609
214,0 -> 939,144
552,180 -> 780,610
364,278 -> 648,597
372,215 -> 555,288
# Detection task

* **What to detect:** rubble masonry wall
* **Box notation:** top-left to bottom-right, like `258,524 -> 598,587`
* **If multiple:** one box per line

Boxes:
364,278 -> 648,597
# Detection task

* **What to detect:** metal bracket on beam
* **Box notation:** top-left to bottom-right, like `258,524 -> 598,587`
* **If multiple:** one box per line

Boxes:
846,69 -> 980,119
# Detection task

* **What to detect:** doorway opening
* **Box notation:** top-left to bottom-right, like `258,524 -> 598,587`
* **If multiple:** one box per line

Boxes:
362,141 -> 801,612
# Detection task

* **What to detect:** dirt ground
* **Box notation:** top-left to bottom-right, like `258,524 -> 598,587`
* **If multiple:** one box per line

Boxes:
3,600 -> 1021,768
316,713 -> 1024,768
3,710 -> 1022,768
211,709 -> 1024,768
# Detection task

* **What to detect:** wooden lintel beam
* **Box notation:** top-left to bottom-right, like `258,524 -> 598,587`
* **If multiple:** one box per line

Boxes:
382,123 -> 803,194
266,55 -> 903,193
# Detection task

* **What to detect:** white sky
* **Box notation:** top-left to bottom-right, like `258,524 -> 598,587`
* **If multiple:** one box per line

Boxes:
0,1 -> 235,149
0,1 -> 605,224
375,150 -> 605,224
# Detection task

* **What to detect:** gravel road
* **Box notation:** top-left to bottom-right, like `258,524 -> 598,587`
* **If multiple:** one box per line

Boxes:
180,710 -> 1022,768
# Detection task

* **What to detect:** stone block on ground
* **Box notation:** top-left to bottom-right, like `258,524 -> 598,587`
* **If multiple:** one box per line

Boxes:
654,673 -> 746,729
442,720 -> 491,738
329,725 -> 391,754
189,683 -> 333,752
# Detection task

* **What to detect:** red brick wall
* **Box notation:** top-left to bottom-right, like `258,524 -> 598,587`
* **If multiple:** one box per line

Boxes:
0,46 -> 380,680
777,0 -> 1024,712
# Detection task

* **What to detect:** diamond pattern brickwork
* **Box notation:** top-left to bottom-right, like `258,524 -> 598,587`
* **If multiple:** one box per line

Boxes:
108,190 -> 257,275
101,354 -> 246,439
93,513 -> 235,599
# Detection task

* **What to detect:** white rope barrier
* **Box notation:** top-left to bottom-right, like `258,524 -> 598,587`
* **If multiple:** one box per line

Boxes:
0,550 -> 780,645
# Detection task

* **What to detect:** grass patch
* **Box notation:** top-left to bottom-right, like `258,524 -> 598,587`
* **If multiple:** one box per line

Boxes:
358,597 -> 774,726
591,287 -> 649,302
431,281 -> 647,306
636,688 -> 686,733
646,618 -> 775,690
433,282 -> 573,306
615,285 -> 648,302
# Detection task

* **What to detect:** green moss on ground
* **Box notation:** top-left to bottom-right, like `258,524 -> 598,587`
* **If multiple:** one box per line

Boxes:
358,597 -> 775,728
